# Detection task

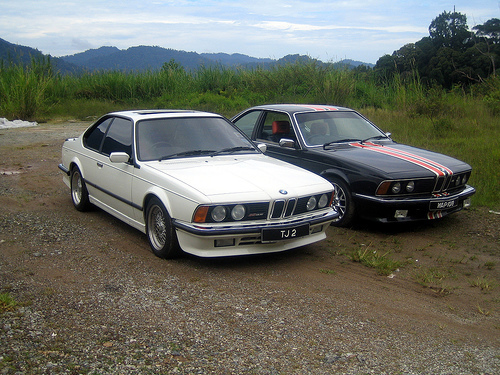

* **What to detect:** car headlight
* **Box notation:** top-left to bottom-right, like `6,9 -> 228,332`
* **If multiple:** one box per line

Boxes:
391,182 -> 401,194
318,193 -> 329,208
231,204 -> 246,221
406,181 -> 415,192
306,196 -> 317,211
211,206 -> 227,222
462,175 -> 468,185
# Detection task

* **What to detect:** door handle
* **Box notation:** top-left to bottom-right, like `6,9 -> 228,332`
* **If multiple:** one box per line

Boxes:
96,162 -> 103,168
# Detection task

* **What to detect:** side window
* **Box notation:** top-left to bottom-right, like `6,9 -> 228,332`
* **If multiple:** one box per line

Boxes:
84,118 -> 112,151
101,117 -> 133,156
259,111 -> 294,143
233,110 -> 262,138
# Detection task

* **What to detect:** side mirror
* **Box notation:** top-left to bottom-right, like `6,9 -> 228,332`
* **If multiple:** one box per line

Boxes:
385,132 -> 392,138
109,152 -> 130,163
279,138 -> 296,149
256,143 -> 267,153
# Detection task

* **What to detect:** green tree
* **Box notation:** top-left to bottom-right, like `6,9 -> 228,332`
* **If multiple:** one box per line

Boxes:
429,11 -> 471,51
473,18 -> 500,44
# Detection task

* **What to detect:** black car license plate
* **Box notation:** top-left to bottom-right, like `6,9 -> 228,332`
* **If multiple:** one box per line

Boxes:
262,224 -> 310,242
430,199 -> 458,210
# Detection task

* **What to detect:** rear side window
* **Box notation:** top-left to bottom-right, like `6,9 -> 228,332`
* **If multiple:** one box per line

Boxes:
84,118 -> 112,151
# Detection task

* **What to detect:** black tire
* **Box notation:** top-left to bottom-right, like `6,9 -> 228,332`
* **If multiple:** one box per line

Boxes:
70,166 -> 91,212
329,177 -> 355,227
146,197 -> 181,258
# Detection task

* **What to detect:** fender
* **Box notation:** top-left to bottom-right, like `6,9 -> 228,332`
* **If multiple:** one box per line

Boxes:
140,184 -> 200,225
320,168 -> 350,185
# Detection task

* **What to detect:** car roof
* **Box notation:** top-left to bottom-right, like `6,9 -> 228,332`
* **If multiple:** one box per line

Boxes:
108,109 -> 223,121
249,104 -> 353,114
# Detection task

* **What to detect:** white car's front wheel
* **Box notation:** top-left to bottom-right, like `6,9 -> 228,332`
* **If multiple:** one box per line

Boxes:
146,197 -> 180,258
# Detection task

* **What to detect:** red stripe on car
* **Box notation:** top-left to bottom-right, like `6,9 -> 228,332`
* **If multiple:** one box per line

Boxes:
350,142 -> 447,177
363,142 -> 453,175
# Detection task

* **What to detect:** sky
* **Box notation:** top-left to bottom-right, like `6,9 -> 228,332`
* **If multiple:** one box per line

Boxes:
1,1 -> 499,64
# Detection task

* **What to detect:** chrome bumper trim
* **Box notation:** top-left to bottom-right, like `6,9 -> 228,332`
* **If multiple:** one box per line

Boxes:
172,209 -> 338,237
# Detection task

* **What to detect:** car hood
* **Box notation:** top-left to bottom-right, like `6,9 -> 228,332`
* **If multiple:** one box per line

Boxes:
146,155 -> 331,201
316,141 -> 471,177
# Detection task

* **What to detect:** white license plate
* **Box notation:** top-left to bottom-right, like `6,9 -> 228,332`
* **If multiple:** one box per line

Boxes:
430,199 -> 457,210
262,224 -> 310,242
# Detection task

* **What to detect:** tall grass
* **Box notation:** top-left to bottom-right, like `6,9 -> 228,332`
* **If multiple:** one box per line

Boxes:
0,57 -> 54,120
0,59 -> 498,209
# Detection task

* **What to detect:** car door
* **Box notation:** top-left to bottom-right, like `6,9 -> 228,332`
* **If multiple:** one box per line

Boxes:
253,111 -> 312,169
234,110 -> 321,170
82,116 -> 135,221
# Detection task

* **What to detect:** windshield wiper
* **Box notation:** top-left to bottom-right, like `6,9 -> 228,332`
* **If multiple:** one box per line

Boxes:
159,149 -> 216,161
361,135 -> 389,143
211,146 -> 257,156
323,138 -> 362,147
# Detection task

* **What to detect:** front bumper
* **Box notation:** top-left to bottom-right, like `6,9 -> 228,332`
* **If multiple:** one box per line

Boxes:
172,209 -> 339,257
354,185 -> 476,223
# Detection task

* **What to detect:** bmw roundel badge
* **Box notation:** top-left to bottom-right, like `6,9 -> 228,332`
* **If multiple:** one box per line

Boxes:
279,189 -> 288,195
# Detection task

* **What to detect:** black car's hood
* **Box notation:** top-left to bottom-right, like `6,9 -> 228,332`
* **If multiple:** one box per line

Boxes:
316,141 -> 471,178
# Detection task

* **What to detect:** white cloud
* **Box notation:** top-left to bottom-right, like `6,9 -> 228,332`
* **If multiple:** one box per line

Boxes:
0,0 -> 498,63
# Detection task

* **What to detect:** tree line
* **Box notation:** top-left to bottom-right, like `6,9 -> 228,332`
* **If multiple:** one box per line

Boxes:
372,11 -> 499,89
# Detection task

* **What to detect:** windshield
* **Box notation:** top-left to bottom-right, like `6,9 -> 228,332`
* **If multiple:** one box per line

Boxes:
295,111 -> 386,147
136,117 -> 258,161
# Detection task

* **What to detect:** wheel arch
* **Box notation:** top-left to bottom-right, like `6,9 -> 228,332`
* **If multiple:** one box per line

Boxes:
69,158 -> 84,176
319,168 -> 356,227
142,189 -> 174,223
319,168 -> 350,186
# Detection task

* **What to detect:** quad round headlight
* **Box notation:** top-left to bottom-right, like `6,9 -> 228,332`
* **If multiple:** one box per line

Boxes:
462,175 -> 468,184
211,206 -> 227,222
231,204 -> 246,221
318,194 -> 329,208
406,181 -> 415,193
306,196 -> 317,211
391,182 -> 401,194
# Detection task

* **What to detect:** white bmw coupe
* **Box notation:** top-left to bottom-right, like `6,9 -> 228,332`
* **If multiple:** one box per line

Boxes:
59,110 -> 338,258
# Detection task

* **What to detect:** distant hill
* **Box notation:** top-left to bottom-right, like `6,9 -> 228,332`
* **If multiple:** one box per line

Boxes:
0,38 -> 81,74
201,52 -> 274,66
60,45 -> 282,71
1,38 -> 374,74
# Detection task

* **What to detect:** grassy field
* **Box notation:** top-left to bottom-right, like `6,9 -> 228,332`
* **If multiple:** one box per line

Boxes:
1,58 -> 498,210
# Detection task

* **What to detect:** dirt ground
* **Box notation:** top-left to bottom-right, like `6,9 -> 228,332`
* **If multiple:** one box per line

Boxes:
0,122 -> 499,374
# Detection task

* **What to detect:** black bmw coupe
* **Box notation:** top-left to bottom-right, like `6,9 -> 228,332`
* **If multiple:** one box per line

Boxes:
232,104 -> 475,226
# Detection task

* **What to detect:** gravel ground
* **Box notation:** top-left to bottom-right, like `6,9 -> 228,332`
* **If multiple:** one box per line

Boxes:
0,122 -> 499,374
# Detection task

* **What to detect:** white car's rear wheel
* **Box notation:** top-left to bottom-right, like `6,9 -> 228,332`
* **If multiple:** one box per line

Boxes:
146,197 -> 180,258
70,166 -> 91,211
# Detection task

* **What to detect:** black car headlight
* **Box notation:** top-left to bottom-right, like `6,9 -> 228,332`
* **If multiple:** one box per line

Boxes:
406,181 -> 415,192
391,182 -> 402,194
377,180 -> 417,196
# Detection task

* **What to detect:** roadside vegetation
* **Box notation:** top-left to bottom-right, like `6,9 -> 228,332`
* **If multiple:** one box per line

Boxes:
1,56 -> 498,211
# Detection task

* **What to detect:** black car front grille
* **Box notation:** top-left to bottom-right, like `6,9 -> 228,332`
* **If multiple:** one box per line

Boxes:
433,171 -> 470,194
